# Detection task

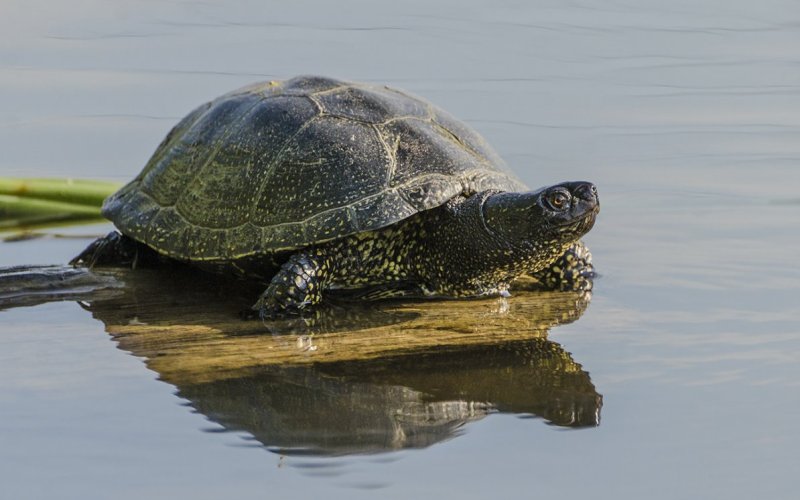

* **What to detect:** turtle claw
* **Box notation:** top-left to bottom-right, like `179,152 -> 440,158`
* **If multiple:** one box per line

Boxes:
252,295 -> 309,321
70,231 -> 161,269
69,231 -> 131,268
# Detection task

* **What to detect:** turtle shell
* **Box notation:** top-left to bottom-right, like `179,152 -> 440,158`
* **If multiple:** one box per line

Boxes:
103,75 -> 528,260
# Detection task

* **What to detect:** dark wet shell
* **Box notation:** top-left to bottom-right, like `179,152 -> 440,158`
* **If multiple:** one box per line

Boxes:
103,75 -> 527,260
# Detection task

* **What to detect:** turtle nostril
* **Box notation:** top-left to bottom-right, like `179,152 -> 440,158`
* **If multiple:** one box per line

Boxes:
573,182 -> 597,201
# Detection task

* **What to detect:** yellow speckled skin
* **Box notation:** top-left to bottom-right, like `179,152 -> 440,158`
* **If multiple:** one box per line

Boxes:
251,184 -> 597,317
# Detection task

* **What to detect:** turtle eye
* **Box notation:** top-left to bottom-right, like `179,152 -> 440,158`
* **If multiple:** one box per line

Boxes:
548,191 -> 570,210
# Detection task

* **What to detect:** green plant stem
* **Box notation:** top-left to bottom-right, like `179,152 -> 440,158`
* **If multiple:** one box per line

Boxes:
0,194 -> 100,219
0,177 -> 120,207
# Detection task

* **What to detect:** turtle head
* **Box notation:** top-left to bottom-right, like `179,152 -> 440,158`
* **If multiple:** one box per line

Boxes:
482,181 -> 599,248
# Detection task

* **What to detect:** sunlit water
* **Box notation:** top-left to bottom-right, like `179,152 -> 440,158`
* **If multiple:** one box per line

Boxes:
2,1 -> 800,499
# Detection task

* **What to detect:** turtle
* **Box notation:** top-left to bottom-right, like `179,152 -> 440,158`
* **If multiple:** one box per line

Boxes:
71,75 -> 599,318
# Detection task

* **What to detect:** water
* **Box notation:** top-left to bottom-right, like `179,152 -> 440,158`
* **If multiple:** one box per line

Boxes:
2,0 -> 800,498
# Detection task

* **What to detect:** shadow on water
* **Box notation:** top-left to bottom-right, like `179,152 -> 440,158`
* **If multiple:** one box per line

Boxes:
0,264 -> 602,456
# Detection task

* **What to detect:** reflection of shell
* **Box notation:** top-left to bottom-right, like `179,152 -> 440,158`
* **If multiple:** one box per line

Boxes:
179,367 -> 499,456
174,336 -> 601,456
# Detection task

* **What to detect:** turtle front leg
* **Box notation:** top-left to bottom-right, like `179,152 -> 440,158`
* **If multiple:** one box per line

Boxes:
253,252 -> 329,319
528,241 -> 595,292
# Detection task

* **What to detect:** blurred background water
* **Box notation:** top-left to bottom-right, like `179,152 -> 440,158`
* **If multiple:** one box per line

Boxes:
1,0 -> 799,499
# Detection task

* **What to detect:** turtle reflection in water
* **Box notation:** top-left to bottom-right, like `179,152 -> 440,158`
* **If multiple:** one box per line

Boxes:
177,340 -> 601,456
71,75 -> 599,318
76,269 -> 601,456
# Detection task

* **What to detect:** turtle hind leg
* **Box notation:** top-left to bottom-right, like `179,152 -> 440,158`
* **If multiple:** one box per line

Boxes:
70,231 -> 155,268
529,241 -> 595,292
252,252 -> 327,319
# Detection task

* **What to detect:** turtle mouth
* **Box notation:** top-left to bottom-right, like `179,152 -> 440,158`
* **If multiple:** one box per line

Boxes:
554,207 -> 598,237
